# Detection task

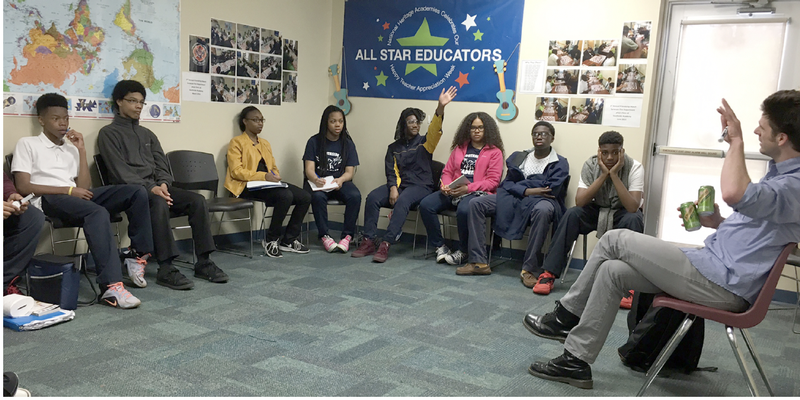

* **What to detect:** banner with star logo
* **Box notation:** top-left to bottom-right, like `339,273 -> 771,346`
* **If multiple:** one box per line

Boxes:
343,0 -> 524,103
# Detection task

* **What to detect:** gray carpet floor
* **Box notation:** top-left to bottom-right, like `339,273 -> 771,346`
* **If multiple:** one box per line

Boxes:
3,238 -> 800,397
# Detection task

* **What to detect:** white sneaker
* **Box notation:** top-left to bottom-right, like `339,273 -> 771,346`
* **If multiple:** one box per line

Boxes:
124,257 -> 148,288
435,245 -> 451,263
263,239 -> 283,258
100,282 -> 141,309
445,250 -> 467,265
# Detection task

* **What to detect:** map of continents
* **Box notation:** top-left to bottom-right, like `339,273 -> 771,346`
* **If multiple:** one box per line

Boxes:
3,0 -> 180,104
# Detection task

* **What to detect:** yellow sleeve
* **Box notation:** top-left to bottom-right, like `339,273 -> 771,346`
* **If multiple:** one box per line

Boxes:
227,138 -> 268,182
422,113 -> 443,154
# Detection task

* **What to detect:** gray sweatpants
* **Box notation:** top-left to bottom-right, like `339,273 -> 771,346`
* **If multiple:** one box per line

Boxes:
560,229 -> 748,364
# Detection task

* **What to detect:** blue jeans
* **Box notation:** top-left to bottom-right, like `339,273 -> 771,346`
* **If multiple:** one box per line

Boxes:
419,191 -> 479,252
303,180 -> 361,240
362,185 -> 431,244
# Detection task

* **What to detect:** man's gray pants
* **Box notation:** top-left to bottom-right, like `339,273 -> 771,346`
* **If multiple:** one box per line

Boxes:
559,229 -> 748,364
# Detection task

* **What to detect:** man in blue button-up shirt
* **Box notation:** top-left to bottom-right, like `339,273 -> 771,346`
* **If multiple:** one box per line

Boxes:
522,90 -> 800,390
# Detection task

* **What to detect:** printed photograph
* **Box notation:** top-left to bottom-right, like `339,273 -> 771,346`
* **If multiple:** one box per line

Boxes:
261,29 -> 282,55
283,39 -> 298,71
236,78 -> 259,104
210,46 -> 236,76
568,98 -> 604,124
189,35 -> 209,73
578,69 -> 616,95
535,97 -> 568,122
545,69 -> 579,95
237,24 -> 260,52
260,81 -> 281,106
260,55 -> 282,81
282,72 -> 297,103
616,64 -> 646,94
236,51 -> 260,79
548,40 -> 581,66
621,21 -> 651,59
581,40 -> 618,67
210,19 -> 235,48
211,75 -> 236,103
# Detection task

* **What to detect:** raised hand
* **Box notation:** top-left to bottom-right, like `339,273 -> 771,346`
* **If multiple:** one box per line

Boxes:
716,98 -> 742,144
438,86 -> 458,108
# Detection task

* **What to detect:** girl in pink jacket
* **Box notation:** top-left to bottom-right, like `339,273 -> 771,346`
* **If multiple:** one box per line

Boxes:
419,112 -> 504,265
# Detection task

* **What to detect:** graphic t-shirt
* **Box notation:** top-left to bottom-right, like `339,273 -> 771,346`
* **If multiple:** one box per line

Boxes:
302,134 -> 359,178
460,145 -> 481,182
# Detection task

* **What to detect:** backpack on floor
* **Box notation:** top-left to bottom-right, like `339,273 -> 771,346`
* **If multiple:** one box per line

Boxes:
617,292 -> 711,374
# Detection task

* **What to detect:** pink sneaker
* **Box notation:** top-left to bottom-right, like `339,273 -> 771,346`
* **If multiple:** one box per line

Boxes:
321,235 -> 338,253
337,235 -> 353,253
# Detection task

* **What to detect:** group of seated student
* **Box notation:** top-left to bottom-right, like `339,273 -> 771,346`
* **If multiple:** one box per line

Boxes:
3,82 -> 799,389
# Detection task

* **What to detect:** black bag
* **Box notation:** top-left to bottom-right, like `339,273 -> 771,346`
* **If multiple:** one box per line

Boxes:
26,254 -> 96,310
617,292 -> 708,374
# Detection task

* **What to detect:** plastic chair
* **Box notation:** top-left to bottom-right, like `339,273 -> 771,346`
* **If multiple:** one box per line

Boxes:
165,151 -> 255,260
783,250 -> 800,334
637,243 -> 797,397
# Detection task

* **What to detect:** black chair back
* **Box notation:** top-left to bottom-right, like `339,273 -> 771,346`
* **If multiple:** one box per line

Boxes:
431,160 -> 445,187
93,154 -> 112,186
166,150 -> 220,195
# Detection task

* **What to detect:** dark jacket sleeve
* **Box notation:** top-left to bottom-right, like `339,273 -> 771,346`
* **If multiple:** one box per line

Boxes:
147,131 -> 173,187
385,145 -> 398,188
503,154 -> 570,199
98,128 -> 154,190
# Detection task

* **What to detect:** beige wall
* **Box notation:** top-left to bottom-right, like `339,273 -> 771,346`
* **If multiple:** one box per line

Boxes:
3,0 -> 338,253
3,0 -> 663,253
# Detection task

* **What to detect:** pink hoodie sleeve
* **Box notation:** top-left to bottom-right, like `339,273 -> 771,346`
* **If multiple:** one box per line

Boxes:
440,145 -> 464,187
467,147 -> 503,193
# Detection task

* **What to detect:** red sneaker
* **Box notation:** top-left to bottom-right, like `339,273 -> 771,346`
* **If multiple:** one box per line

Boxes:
351,237 -> 376,258
620,290 -> 634,309
533,271 -> 556,295
372,241 -> 391,263
5,276 -> 22,295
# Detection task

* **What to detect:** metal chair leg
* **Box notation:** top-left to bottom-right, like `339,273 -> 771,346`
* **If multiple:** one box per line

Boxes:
793,264 -> 800,334
727,326 -> 760,397
637,316 -> 695,396
562,240 -> 577,284
740,328 -> 774,396
411,211 -> 419,257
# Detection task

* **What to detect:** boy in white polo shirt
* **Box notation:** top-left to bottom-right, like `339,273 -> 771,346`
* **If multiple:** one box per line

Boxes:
11,93 -> 154,309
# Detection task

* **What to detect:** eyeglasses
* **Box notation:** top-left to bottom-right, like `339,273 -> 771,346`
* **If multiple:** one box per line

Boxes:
532,131 -> 552,138
247,118 -> 265,123
406,119 -> 420,126
470,126 -> 485,132
122,98 -> 147,106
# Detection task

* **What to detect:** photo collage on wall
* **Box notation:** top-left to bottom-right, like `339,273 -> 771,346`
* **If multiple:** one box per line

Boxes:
188,19 -> 299,105
537,21 -> 650,125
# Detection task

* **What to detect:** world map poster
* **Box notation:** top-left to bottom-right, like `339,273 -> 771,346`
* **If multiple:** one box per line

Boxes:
3,0 -> 181,122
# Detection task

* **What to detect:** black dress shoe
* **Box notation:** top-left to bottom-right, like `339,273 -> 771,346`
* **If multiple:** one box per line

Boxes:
523,301 -> 579,343
528,349 -> 593,389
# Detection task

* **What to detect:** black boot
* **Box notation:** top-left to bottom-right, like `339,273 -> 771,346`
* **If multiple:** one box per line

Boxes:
523,300 -> 580,342
528,349 -> 593,389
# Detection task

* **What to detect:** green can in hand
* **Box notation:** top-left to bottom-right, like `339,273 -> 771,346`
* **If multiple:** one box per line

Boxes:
697,186 -> 715,216
681,201 -> 701,231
